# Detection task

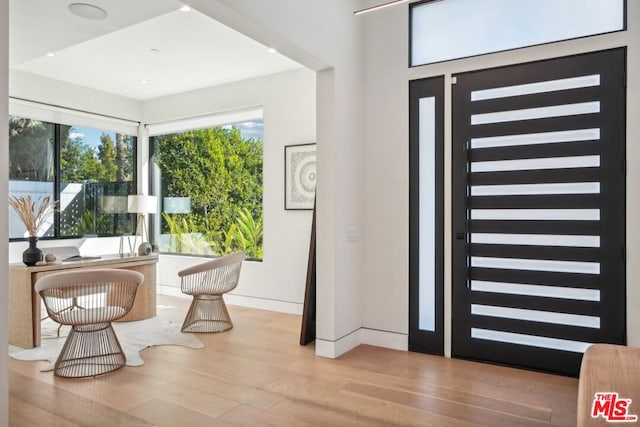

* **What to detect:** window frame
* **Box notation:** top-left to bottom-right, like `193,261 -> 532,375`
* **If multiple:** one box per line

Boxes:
147,109 -> 264,260
9,119 -> 138,242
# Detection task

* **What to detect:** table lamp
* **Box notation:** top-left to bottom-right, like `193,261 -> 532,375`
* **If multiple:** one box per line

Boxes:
100,195 -> 129,256
127,195 -> 157,255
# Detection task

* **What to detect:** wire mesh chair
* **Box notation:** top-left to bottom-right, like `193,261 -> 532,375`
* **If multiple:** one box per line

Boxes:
35,268 -> 144,378
179,251 -> 245,333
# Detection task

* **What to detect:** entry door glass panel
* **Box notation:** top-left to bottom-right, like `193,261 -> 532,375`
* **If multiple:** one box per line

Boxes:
452,48 -> 626,376
419,96 -> 436,331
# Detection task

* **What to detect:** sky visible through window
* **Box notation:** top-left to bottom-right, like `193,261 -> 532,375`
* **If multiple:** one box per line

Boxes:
224,119 -> 264,141
71,120 -> 263,149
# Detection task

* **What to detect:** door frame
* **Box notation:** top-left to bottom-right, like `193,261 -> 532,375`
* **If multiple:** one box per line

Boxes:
409,75 -> 445,355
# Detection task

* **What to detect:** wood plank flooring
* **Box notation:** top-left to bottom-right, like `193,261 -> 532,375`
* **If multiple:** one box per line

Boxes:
9,295 -> 578,426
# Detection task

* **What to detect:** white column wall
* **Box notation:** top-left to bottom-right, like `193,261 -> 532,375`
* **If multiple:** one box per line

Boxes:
187,0 -> 365,357
143,68 -> 316,314
361,2 -> 640,353
0,0 -> 8,422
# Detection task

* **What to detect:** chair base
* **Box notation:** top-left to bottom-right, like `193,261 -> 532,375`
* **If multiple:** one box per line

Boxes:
54,322 -> 126,378
181,295 -> 233,333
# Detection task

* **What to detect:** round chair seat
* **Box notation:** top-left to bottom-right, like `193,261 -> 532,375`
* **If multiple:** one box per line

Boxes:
55,306 -> 127,325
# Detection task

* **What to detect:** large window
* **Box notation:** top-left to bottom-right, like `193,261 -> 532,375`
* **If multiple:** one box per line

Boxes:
9,115 -> 137,239
410,0 -> 625,66
150,113 -> 263,260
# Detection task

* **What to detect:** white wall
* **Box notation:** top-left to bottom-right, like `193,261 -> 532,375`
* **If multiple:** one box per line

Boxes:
188,0 -> 364,357
10,70 -> 142,121
361,2 -> 640,354
0,0 -> 8,421
143,68 -> 316,314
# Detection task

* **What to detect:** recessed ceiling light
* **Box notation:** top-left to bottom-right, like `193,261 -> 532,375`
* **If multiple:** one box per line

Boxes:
46,52 -> 55,57
179,5 -> 191,12
140,80 -> 149,85
68,3 -> 108,20
267,47 -> 277,54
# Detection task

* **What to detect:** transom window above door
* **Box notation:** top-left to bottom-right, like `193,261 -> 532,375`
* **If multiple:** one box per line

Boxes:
410,0 -> 625,66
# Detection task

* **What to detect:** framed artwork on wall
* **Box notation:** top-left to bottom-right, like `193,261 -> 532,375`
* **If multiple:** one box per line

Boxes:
285,143 -> 316,210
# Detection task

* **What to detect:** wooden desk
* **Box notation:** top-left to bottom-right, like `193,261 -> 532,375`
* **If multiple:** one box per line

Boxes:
9,253 -> 158,348
577,344 -> 640,426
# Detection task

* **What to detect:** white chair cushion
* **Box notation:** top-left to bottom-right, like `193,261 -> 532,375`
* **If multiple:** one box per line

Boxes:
56,306 -> 127,324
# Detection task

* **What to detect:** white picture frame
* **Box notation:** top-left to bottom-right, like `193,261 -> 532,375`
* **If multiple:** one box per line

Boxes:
285,143 -> 316,210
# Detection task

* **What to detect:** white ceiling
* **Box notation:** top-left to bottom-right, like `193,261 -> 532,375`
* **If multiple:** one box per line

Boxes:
10,0 -> 303,100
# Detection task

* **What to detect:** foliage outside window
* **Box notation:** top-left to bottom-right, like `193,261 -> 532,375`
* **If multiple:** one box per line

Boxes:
151,120 -> 263,260
9,115 -> 136,239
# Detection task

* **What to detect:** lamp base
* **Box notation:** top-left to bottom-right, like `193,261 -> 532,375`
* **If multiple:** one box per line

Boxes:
138,242 -> 152,256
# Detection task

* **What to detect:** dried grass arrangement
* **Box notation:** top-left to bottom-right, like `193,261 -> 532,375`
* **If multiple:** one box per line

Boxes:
9,195 -> 56,237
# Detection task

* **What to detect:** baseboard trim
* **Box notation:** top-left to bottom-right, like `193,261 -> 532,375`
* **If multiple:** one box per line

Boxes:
315,328 -> 408,358
361,328 -> 408,351
224,294 -> 303,315
316,329 -> 362,359
158,285 -> 407,354
157,285 -> 303,315
156,285 -> 190,299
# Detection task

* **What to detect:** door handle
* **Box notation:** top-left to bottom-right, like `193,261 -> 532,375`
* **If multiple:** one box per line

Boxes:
455,232 -> 465,240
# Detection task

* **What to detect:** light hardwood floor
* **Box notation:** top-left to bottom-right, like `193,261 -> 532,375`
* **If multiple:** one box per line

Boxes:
9,295 -> 578,426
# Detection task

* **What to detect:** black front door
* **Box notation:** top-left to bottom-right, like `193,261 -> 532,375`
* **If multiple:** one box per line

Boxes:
452,48 -> 626,376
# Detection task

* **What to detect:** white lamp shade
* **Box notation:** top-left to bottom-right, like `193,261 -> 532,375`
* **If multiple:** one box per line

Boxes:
163,197 -> 191,214
127,195 -> 158,214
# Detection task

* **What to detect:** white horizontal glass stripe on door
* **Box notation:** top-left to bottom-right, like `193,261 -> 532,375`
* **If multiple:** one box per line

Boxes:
471,233 -> 600,247
470,128 -> 600,149
471,102 -> 600,125
470,280 -> 601,301
471,328 -> 592,353
471,182 -> 600,196
471,75 -> 601,101
418,97 -> 436,332
471,155 -> 600,173
470,209 -> 600,221
471,257 -> 600,274
471,304 -> 600,328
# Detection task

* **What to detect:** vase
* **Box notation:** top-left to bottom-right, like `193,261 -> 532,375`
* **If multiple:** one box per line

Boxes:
23,236 -> 43,266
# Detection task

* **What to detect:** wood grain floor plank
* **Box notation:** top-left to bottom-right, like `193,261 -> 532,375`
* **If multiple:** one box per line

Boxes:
9,396 -> 82,427
10,359 -> 156,412
106,369 -> 240,418
267,397 -> 390,427
128,399 -> 235,427
263,376 -> 482,426
219,403 -> 319,427
127,351 -> 284,409
9,371 -> 153,426
344,381 -> 550,426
